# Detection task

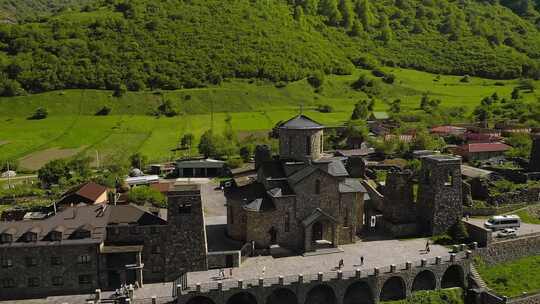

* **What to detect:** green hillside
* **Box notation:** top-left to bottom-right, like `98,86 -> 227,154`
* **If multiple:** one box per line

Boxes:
0,0 -> 90,22
1,0 -> 540,96
0,67 -> 538,170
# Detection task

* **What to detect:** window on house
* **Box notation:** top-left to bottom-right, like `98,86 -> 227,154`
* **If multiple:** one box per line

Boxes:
51,231 -> 62,241
1,258 -> 13,268
74,230 -> 91,239
25,257 -> 37,267
315,180 -> 321,194
52,276 -> 63,286
444,171 -> 454,186
178,203 -> 192,214
2,278 -> 15,288
284,212 -> 290,232
28,277 -> 39,287
306,136 -> 311,155
129,224 -> 140,235
77,255 -> 91,264
0,233 -> 12,243
78,275 -> 91,285
51,256 -> 62,266
151,245 -> 161,254
26,232 -> 37,242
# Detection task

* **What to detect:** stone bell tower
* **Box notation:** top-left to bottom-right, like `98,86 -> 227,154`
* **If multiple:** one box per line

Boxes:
417,155 -> 463,235
279,115 -> 324,162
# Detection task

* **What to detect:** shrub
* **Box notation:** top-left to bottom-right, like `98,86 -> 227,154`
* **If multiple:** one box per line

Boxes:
383,73 -> 396,84
127,186 -> 166,208
29,107 -> 48,120
316,104 -> 334,113
432,234 -> 453,245
372,69 -> 386,77
307,71 -> 325,88
95,106 -> 112,116
226,158 -> 243,169
460,75 -> 470,83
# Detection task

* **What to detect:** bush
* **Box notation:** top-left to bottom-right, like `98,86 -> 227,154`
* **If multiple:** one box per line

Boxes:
372,69 -> 386,77
226,158 -> 243,169
29,107 -> 48,120
431,234 -> 453,245
383,73 -> 396,84
127,186 -> 166,208
316,104 -> 334,113
460,75 -> 470,83
307,71 -> 325,88
449,222 -> 469,243
95,106 -> 112,116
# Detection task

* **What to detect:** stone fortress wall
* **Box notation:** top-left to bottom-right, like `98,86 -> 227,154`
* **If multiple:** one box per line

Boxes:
176,252 -> 473,304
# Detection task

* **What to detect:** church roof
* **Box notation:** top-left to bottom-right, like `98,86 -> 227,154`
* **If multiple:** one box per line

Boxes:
339,178 -> 366,193
279,115 -> 324,130
302,208 -> 337,227
243,198 -> 275,212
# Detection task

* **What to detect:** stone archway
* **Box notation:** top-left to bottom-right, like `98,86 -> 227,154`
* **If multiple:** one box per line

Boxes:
343,281 -> 374,304
380,276 -> 406,302
266,288 -> 298,304
412,270 -> 437,292
227,292 -> 258,304
305,284 -> 336,304
441,265 -> 464,289
187,296 -> 216,304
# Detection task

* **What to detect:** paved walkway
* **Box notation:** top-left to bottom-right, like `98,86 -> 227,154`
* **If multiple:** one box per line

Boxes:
188,238 -> 450,288
467,218 -> 540,238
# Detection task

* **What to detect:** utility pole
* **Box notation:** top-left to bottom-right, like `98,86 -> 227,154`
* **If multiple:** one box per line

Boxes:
95,150 -> 100,169
6,161 -> 11,189
210,99 -> 214,133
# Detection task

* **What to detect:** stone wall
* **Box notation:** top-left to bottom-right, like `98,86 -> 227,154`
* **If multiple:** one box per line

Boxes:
474,234 -> 540,265
382,170 -> 416,224
487,187 -> 540,206
417,156 -> 463,235
0,243 -> 99,300
463,220 -> 493,248
529,133 -> 540,173
279,128 -> 323,162
165,186 -> 209,281
207,251 -> 241,269
177,254 -> 472,304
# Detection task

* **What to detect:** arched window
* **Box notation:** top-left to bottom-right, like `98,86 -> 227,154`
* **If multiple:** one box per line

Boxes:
343,208 -> 349,227
306,136 -> 311,155
315,180 -> 321,194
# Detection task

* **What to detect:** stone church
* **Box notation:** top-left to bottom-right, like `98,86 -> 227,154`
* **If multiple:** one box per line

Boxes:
226,115 -> 366,253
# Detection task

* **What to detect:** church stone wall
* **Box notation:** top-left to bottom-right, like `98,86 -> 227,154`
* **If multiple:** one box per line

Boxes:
279,128 -> 323,161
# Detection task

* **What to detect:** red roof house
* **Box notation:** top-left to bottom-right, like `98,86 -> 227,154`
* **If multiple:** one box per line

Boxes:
454,142 -> 511,161
57,182 -> 108,207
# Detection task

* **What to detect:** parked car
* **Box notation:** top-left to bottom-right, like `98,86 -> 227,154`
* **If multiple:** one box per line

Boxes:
496,228 -> 518,238
484,215 -> 521,231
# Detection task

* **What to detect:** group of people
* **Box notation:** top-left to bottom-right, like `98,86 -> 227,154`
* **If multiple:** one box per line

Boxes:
218,268 -> 233,280
337,256 -> 364,270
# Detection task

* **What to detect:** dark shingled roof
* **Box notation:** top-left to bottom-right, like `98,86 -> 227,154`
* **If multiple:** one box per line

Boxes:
339,179 -> 367,193
279,115 -> 324,130
243,197 -> 275,212
260,160 -> 286,179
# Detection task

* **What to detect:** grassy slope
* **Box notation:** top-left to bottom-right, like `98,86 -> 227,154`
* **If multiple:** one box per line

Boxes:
383,288 -> 463,304
0,67 -> 538,169
515,205 -> 540,224
477,255 -> 540,297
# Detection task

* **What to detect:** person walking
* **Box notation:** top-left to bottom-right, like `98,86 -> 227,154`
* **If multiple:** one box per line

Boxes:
338,259 -> 344,269
360,256 -> 364,266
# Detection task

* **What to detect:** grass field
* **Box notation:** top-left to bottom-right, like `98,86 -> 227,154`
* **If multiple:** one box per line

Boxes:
383,288 -> 463,304
476,255 -> 540,297
515,205 -> 540,225
0,68 -> 538,170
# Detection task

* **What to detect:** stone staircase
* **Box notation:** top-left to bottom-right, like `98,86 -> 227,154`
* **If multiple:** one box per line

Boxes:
469,263 -> 489,290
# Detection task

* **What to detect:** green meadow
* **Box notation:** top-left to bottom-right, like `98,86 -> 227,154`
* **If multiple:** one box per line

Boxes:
0,68 -> 538,170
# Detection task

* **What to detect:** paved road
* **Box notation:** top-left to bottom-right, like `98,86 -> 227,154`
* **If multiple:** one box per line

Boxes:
467,218 -> 540,238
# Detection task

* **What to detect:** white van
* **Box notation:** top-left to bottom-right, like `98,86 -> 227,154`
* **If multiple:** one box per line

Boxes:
484,215 -> 521,231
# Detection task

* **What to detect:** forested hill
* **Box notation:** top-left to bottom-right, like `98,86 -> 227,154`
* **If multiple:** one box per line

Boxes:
0,0 -> 90,23
1,0 -> 540,96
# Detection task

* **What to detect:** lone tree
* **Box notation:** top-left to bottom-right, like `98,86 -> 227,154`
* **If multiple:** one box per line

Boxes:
30,107 -> 48,120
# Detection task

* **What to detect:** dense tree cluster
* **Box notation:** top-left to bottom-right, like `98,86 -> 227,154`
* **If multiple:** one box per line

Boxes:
0,0 -> 540,96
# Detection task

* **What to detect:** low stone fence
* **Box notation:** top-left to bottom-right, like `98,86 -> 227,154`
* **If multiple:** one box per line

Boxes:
478,290 -> 540,304
207,251 -> 241,269
474,233 -> 540,265
464,204 -> 528,217
488,187 -> 540,206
